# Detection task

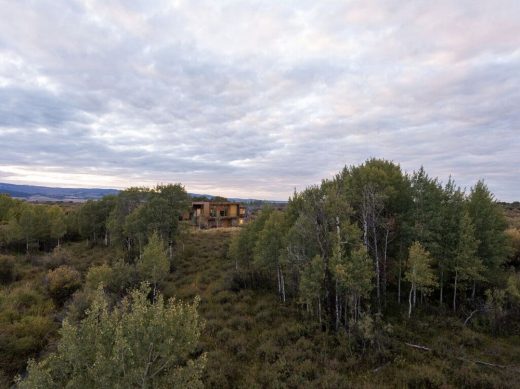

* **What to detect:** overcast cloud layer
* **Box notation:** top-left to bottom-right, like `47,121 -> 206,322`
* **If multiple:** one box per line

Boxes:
0,0 -> 519,200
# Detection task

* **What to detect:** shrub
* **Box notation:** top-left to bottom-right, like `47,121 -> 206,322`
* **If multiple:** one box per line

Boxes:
214,290 -> 236,304
18,284 -> 206,388
227,334 -> 248,359
216,327 -> 233,344
42,247 -> 71,269
108,258 -> 138,295
203,350 -> 235,388
46,265 -> 81,305
65,290 -> 93,323
0,255 -> 16,284
85,263 -> 113,290
256,339 -> 281,363
0,285 -> 56,379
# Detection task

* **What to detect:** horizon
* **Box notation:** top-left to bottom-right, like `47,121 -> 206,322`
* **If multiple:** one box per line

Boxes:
1,163 -> 518,203
0,180 -> 287,201
0,1 -> 519,201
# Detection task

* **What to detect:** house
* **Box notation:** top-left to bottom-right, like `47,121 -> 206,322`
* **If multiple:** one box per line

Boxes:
188,201 -> 246,228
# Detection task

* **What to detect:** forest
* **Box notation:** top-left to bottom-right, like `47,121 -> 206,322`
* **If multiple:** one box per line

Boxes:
1,159 -> 519,388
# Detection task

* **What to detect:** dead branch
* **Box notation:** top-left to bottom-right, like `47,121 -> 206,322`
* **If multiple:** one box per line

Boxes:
463,309 -> 479,326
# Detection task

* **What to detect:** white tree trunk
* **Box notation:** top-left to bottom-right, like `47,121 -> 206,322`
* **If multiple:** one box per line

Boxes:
408,284 -> 414,318
453,271 -> 458,312
318,297 -> 322,325
336,280 -> 340,331
440,268 -> 444,305
398,257 -> 402,304
276,265 -> 281,298
280,268 -> 286,303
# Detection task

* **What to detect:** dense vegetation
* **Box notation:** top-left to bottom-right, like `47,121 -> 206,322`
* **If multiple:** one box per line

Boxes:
1,161 -> 519,387
230,160 -> 518,333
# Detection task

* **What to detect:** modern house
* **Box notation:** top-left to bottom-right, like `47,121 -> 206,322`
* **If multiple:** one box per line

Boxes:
189,201 -> 246,228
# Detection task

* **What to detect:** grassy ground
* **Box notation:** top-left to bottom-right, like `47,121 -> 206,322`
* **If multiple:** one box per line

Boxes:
163,228 -> 520,388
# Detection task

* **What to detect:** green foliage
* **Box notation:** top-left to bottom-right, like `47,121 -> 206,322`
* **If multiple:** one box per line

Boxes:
85,263 -> 113,290
405,242 -> 437,317
406,242 -> 437,293
230,159 -> 512,330
46,265 -> 81,305
505,227 -> 520,266
454,211 -> 483,283
137,232 -> 170,290
410,167 -> 444,257
107,184 -> 189,252
107,187 -> 151,247
47,206 -> 66,244
229,205 -> 274,275
77,196 -> 116,244
0,195 -> 20,247
506,271 -> 520,303
110,258 -> 139,295
253,211 -> 287,285
18,284 -> 206,389
484,288 -> 506,334
467,180 -> 509,279
0,200 -> 70,252
334,246 -> 373,302
0,194 -> 17,222
452,211 -> 484,311
0,284 -> 56,378
438,177 -> 465,302
300,255 -> 324,310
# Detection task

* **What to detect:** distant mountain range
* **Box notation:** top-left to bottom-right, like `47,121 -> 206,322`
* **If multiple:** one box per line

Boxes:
0,182 -> 286,204
0,182 -> 120,202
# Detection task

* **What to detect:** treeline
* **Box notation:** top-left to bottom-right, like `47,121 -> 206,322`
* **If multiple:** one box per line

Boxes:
0,195 -> 67,253
230,159 -> 519,334
0,184 -> 190,258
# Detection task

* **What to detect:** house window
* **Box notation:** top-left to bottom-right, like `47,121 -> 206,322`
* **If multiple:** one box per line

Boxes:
210,208 -> 216,217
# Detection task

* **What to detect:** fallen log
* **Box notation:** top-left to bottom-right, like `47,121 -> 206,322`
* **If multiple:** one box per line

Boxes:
402,341 -> 519,372
404,342 -> 431,351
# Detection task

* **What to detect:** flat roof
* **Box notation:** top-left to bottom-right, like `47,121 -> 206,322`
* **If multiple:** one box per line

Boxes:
192,201 -> 240,205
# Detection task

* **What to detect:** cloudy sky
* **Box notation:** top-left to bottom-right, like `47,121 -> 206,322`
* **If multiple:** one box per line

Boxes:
0,0 -> 519,200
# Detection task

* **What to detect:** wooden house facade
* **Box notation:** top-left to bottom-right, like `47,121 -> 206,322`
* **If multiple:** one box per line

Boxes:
189,201 -> 246,228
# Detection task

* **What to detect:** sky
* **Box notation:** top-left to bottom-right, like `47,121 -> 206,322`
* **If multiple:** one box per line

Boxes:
0,1 -> 519,201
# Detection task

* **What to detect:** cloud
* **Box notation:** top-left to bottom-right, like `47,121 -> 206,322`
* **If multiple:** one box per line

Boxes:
0,0 -> 518,200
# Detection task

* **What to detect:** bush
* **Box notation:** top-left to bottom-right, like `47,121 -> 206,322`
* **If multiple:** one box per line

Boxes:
0,285 -> 56,379
203,350 -> 236,388
108,258 -> 138,295
65,290 -> 93,323
227,334 -> 248,359
214,290 -> 237,304
41,247 -> 70,269
256,339 -> 281,363
85,263 -> 113,290
216,327 -> 233,344
46,265 -> 81,305
0,255 -> 16,284
18,284 -> 206,388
